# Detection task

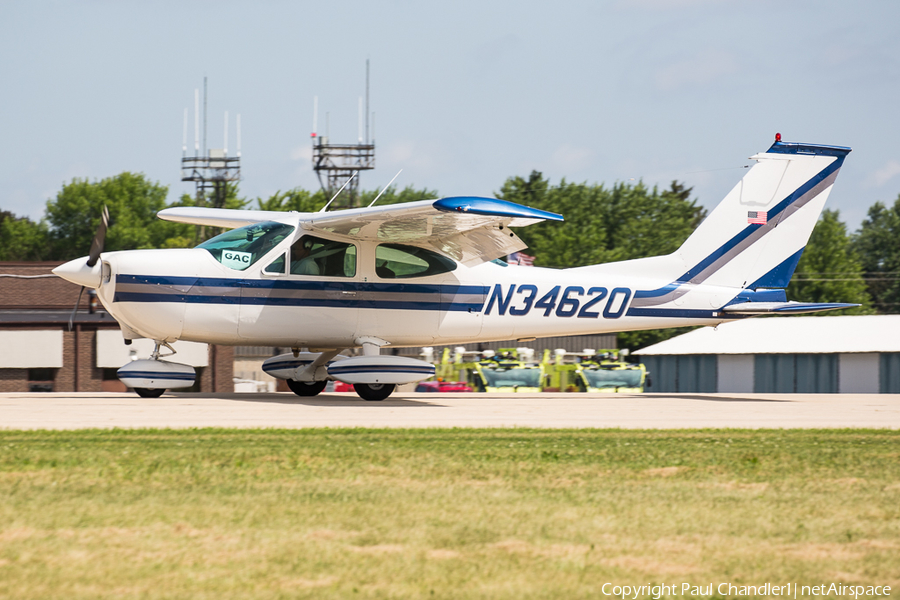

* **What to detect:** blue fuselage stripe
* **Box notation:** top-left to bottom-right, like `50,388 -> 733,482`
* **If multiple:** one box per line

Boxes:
113,276 -> 487,312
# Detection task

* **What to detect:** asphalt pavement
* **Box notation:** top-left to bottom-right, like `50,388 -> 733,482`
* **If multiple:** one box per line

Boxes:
2,391 -> 899,429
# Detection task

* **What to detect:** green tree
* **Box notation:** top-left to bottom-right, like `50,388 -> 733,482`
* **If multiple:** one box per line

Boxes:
45,173 -> 195,257
787,209 -> 872,314
358,185 -> 439,208
166,183 -> 249,247
853,196 -> 900,314
256,188 -> 328,212
0,211 -> 51,260
496,172 -> 706,267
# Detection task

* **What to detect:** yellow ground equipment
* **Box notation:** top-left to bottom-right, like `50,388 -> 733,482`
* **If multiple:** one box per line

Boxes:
575,349 -> 648,392
545,348 -> 648,393
469,348 -> 546,392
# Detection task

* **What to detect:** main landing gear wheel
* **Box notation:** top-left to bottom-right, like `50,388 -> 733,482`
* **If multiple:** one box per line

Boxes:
354,383 -> 396,401
134,388 -> 165,398
286,379 -> 328,397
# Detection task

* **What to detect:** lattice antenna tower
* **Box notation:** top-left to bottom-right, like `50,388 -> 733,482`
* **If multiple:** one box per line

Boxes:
311,60 -> 375,208
181,77 -> 241,217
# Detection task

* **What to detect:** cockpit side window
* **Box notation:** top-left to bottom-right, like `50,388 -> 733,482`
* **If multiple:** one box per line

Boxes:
196,221 -> 295,271
290,235 -> 357,277
374,244 -> 457,279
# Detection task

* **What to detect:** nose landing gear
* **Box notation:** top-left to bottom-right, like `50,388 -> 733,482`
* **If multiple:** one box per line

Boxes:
117,341 -> 196,398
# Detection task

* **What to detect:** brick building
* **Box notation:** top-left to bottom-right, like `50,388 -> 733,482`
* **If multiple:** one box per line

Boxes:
0,262 -> 233,393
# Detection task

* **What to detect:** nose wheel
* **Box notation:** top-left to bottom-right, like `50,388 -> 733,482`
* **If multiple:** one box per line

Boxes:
354,383 -> 395,401
134,388 -> 165,398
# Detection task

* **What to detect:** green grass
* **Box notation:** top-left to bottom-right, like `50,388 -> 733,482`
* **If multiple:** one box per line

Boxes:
0,429 -> 898,599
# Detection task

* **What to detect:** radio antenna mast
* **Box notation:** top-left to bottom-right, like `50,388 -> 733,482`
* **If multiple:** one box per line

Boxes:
319,171 -> 358,212
311,60 -> 376,208
181,79 -> 241,239
365,59 -> 370,144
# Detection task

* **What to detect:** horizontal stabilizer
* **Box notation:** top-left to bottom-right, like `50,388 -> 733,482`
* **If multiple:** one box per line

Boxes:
722,301 -> 859,315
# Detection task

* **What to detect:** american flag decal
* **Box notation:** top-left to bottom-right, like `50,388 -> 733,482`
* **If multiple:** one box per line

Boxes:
748,211 -> 768,224
507,252 -> 535,266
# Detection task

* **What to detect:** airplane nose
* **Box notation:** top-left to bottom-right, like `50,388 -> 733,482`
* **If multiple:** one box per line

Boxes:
53,256 -> 102,288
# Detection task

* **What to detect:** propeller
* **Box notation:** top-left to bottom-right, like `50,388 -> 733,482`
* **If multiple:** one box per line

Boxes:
68,206 -> 109,331
87,205 -> 109,267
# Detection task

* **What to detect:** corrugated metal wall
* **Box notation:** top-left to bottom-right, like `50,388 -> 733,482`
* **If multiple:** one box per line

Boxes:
754,354 -> 838,393
881,353 -> 900,393
640,355 -> 716,392
642,352 -> 895,394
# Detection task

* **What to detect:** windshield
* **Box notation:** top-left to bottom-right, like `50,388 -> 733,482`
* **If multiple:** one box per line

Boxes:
481,366 -> 542,388
582,368 -> 643,389
197,222 -> 295,270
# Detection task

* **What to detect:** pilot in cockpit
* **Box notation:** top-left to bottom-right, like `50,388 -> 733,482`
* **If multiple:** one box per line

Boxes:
290,238 -> 320,275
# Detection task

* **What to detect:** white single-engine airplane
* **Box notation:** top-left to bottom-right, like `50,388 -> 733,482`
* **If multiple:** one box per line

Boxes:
55,136 -> 856,400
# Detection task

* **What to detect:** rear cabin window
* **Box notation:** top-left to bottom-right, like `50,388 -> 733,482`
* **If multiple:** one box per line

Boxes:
197,222 -> 295,271
374,244 -> 456,279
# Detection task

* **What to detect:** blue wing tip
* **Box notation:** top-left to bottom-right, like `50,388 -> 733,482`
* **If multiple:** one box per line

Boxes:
434,197 -> 564,222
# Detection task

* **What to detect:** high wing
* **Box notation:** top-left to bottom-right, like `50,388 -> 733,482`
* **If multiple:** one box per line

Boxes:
158,196 -> 563,265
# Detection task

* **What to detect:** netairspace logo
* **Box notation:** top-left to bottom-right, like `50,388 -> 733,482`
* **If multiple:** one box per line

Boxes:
600,582 -> 892,599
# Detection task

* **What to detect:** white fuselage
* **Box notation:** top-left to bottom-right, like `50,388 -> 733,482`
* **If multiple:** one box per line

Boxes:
95,240 -> 736,350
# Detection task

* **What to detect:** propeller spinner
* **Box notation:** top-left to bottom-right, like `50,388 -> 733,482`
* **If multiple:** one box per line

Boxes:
53,206 -> 110,330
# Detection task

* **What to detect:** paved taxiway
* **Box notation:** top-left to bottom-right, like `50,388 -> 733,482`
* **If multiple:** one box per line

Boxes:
1,391 -> 899,429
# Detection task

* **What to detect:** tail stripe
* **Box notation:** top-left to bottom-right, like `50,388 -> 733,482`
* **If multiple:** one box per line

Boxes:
681,165 -> 839,283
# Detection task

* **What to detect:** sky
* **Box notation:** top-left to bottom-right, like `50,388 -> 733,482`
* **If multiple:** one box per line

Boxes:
2,0 -> 899,232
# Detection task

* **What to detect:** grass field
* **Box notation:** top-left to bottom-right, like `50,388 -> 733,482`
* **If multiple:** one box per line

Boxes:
0,428 -> 898,599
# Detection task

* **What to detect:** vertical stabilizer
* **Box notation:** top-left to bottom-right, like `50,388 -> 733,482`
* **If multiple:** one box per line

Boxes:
674,138 -> 850,290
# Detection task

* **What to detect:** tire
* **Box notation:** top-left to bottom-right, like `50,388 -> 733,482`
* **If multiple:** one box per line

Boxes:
354,383 -> 396,401
135,388 -> 165,398
286,379 -> 328,397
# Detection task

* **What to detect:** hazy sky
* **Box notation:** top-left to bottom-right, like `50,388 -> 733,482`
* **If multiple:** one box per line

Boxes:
2,1 -> 899,231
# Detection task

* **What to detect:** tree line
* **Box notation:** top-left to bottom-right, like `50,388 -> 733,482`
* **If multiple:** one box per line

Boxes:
1,171 -> 898,348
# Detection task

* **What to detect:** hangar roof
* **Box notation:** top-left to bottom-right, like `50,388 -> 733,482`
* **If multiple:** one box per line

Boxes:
633,315 -> 900,355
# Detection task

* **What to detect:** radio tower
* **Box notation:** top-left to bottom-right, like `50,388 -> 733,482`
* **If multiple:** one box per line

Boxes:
311,60 -> 376,208
181,77 -> 241,236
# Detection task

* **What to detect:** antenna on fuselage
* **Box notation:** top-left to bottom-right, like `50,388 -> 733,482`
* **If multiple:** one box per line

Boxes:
319,171 -> 358,212
368,169 -> 402,208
